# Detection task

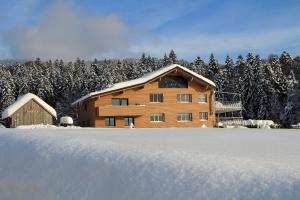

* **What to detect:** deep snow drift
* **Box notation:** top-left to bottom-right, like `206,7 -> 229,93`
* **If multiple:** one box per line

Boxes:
0,128 -> 299,200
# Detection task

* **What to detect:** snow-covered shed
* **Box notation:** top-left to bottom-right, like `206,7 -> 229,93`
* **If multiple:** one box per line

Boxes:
1,93 -> 57,128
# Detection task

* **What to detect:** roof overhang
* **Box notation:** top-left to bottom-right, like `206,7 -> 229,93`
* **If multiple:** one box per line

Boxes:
72,64 -> 215,107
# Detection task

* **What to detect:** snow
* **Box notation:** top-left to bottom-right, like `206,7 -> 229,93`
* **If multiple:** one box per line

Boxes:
0,123 -> 5,128
0,128 -> 300,200
60,116 -> 74,125
16,124 -> 57,129
72,64 -> 216,106
244,119 -> 275,127
1,93 -> 57,119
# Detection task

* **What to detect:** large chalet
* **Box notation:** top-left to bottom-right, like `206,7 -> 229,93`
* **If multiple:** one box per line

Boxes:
72,64 -> 217,128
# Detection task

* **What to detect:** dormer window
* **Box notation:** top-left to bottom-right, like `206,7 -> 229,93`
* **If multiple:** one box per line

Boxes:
158,76 -> 188,88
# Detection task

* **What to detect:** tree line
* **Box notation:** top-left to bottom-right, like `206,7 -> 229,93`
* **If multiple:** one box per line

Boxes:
0,50 -> 299,127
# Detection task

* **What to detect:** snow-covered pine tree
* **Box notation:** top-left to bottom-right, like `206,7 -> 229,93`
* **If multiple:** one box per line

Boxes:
0,67 -> 16,114
223,55 -> 235,95
169,49 -> 177,64
206,53 -> 219,81
235,55 -> 245,93
190,56 -> 205,75
257,62 -> 273,119
163,53 -> 171,66
241,53 -> 256,119
280,51 -> 293,76
283,70 -> 298,127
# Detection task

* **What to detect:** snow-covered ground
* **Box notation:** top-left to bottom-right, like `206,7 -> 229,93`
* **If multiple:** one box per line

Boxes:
0,128 -> 299,200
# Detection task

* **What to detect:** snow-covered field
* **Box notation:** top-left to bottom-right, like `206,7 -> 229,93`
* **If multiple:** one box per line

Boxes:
0,128 -> 299,200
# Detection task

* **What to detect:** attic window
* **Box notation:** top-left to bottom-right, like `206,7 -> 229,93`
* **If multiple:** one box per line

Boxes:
158,76 -> 188,88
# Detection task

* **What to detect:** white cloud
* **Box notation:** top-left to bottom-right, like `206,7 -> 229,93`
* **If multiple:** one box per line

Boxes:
5,2 -> 134,60
130,27 -> 300,58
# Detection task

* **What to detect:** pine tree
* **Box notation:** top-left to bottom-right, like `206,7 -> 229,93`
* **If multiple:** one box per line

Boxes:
240,53 -> 256,119
0,67 -> 16,114
191,56 -> 205,75
163,53 -> 171,66
279,51 -> 293,76
206,53 -> 219,81
223,55 -> 235,93
169,49 -> 177,64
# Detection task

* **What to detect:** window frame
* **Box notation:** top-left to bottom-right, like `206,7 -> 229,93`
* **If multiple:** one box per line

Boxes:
149,93 -> 163,103
176,94 -> 192,103
176,113 -> 192,122
124,117 -> 134,126
199,112 -> 208,120
198,94 -> 208,103
158,76 -> 188,88
112,98 -> 128,106
150,113 -> 165,122
105,117 -> 116,126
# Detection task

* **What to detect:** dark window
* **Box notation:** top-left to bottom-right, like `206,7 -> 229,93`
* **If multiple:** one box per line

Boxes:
177,94 -> 192,103
124,117 -> 134,126
177,113 -> 192,122
105,117 -> 115,126
199,94 -> 207,103
199,112 -> 208,120
84,103 -> 87,111
159,76 -> 188,88
150,93 -> 163,103
112,98 -> 128,106
150,113 -> 165,122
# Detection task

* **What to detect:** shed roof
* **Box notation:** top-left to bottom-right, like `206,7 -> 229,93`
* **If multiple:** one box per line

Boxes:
72,64 -> 215,106
1,93 -> 57,119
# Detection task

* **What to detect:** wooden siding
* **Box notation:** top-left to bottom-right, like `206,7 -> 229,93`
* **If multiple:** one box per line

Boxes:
9,99 -> 54,128
78,71 -> 215,128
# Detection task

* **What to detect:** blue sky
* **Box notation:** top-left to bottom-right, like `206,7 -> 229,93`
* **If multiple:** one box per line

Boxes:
0,0 -> 299,62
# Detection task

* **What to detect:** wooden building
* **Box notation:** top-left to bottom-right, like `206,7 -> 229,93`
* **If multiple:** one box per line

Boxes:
1,93 -> 57,128
72,64 -> 216,128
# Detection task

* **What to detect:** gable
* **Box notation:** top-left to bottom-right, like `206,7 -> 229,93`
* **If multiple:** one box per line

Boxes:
72,64 -> 215,106
1,93 -> 57,119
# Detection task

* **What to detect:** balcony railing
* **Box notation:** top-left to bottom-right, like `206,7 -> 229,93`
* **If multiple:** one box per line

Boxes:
215,101 -> 242,113
97,105 -> 146,117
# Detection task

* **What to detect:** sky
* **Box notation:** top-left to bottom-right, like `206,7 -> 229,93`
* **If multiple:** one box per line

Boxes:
0,0 -> 299,63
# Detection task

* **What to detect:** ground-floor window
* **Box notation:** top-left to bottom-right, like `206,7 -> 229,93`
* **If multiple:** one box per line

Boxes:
124,117 -> 134,126
177,113 -> 192,122
105,117 -> 115,126
199,112 -> 208,120
150,113 -> 165,122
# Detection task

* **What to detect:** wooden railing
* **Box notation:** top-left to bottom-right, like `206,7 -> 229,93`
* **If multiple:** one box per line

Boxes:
97,105 -> 146,117
215,101 -> 242,113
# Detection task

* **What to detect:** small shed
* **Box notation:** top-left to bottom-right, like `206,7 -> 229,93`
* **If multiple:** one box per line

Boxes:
1,93 -> 57,128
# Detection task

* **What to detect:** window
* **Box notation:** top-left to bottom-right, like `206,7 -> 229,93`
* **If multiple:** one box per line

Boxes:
199,94 -> 207,103
84,103 -> 87,111
150,93 -> 163,103
105,117 -> 115,126
199,112 -> 208,120
150,113 -> 165,122
177,94 -> 192,103
124,117 -> 134,126
159,76 -> 188,88
177,113 -> 192,122
112,98 -> 128,106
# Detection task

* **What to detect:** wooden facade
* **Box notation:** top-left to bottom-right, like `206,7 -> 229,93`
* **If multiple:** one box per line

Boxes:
5,99 -> 54,128
75,66 -> 216,128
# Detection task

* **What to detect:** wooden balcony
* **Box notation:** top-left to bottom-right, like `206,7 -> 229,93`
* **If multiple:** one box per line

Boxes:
215,101 -> 242,113
97,105 -> 146,117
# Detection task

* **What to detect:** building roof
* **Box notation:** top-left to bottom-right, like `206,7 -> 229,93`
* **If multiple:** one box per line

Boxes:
1,93 -> 57,119
72,64 -> 215,106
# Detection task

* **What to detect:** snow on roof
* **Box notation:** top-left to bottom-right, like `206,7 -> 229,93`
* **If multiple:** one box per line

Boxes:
1,93 -> 57,119
72,64 -> 215,106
